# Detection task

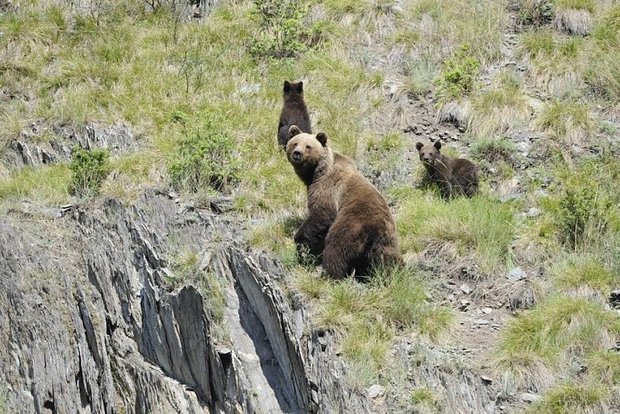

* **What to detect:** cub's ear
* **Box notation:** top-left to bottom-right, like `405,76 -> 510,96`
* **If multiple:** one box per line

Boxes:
434,140 -> 442,150
288,125 -> 302,138
415,142 -> 423,151
283,80 -> 291,93
296,81 -> 304,92
316,132 -> 328,147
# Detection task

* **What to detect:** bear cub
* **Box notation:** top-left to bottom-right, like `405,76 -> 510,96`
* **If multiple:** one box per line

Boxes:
416,140 -> 478,198
278,80 -> 312,148
286,125 -> 402,279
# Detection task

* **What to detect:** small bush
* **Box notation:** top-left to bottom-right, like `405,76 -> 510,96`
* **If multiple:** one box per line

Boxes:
516,0 -> 555,27
249,0 -> 322,59
433,44 -> 480,104
541,160 -> 619,248
69,147 -> 110,197
168,114 -> 240,193
470,137 -> 517,165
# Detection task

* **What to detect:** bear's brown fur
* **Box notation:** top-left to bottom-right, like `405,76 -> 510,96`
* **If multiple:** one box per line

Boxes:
416,140 -> 479,198
278,81 -> 312,148
286,125 -> 402,278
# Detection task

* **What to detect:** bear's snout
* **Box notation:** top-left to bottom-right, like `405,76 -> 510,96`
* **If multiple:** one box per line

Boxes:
291,149 -> 303,163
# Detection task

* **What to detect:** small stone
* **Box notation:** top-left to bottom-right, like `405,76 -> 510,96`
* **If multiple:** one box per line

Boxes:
459,299 -> 470,311
367,384 -> 385,399
521,392 -> 541,403
481,375 -> 493,385
474,319 -> 490,325
507,267 -> 526,283
609,289 -> 620,309
460,283 -> 472,294
526,208 -> 541,218
482,307 -> 493,314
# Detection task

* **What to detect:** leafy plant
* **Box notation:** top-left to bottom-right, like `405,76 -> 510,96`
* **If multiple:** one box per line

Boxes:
433,44 -> 480,103
516,0 -> 555,27
69,146 -> 111,197
249,0 -> 322,59
168,114 -> 240,193
541,160 -> 619,248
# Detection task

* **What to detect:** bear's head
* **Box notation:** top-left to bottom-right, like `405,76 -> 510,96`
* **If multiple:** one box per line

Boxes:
283,80 -> 304,101
286,125 -> 329,184
416,140 -> 442,166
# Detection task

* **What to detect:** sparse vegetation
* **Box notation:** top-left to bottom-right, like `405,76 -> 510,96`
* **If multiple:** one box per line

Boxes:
397,192 -> 516,274
168,113 -> 240,193
1,0 -> 620,411
69,147 -> 110,198
249,0 -> 322,59
433,44 -> 480,104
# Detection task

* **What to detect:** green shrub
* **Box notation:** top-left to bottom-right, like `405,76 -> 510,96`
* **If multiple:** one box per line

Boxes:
516,0 -> 555,26
470,137 -> 517,164
168,114 -> 240,193
433,44 -> 480,103
541,160 -> 619,248
249,0 -> 322,59
69,147 -> 110,197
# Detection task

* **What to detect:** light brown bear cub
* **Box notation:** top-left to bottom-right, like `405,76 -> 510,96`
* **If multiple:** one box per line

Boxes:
416,140 -> 478,198
286,125 -> 402,279
278,81 -> 312,148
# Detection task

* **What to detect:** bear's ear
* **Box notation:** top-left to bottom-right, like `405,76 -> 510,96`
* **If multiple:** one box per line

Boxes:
283,80 -> 291,93
296,81 -> 303,92
415,142 -> 423,151
316,132 -> 328,147
434,140 -> 442,150
288,125 -> 302,138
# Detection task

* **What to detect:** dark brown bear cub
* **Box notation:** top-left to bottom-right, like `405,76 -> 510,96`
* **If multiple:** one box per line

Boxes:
286,125 -> 402,279
278,80 -> 312,148
416,140 -> 478,198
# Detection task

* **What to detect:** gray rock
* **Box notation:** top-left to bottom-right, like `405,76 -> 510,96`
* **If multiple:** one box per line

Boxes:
521,392 -> 542,403
460,283 -> 473,294
526,208 -> 541,218
508,267 -> 527,282
0,192 -> 370,414
367,384 -> 385,399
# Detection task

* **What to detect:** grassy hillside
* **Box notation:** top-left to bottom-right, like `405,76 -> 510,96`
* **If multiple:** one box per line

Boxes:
1,0 -> 619,412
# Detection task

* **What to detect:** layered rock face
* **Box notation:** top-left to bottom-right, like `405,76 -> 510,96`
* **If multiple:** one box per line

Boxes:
0,193 -> 370,414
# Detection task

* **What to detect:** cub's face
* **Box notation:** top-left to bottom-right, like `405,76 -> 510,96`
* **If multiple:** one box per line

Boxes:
416,141 -> 442,166
286,126 -> 327,168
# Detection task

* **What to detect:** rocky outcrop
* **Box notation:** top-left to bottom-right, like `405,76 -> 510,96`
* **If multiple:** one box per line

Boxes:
2,121 -> 137,169
0,191 -> 371,414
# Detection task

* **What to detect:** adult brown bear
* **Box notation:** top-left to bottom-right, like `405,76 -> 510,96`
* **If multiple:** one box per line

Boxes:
277,80 -> 312,148
416,140 -> 479,199
286,125 -> 402,278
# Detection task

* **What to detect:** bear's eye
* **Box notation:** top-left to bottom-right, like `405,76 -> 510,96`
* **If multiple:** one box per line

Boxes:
306,145 -> 311,149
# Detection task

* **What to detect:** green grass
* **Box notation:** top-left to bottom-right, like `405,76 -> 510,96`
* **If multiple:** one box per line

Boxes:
526,383 -> 608,414
299,266 -> 451,386
550,255 -> 616,295
556,0 -> 595,13
0,164 -> 71,205
396,191 -> 516,274
537,99 -> 593,140
495,296 -> 620,378
469,73 -> 530,136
